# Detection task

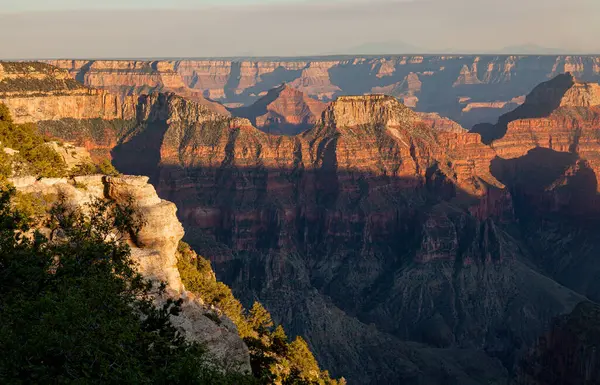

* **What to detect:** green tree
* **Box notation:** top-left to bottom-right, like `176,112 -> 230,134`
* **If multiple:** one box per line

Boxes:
249,302 -> 274,335
176,242 -> 345,385
0,103 -> 12,122
0,187 -> 255,384
0,104 -> 66,178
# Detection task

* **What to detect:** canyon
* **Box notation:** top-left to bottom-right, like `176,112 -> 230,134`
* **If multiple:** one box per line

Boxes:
3,60 -> 600,384
47,55 -> 600,129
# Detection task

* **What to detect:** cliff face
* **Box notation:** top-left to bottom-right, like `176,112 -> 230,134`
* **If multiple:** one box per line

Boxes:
55,90 -> 588,384
232,84 -> 328,135
473,74 -> 600,312
45,60 -> 230,115
477,74 -> 600,212
515,302 -> 600,385
10,174 -> 252,373
0,62 -> 137,124
46,56 -> 600,128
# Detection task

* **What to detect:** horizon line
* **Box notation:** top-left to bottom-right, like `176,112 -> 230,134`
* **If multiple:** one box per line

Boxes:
3,53 -> 600,62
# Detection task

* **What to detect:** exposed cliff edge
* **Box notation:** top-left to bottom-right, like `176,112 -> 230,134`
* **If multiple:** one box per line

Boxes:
9,174 -> 252,373
0,66 -> 343,383
0,62 -> 137,124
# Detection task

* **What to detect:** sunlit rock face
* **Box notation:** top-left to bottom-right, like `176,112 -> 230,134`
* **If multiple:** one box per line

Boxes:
47,55 -> 600,128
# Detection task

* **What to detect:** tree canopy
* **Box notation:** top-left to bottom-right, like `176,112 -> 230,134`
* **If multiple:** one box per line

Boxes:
0,188 -> 255,384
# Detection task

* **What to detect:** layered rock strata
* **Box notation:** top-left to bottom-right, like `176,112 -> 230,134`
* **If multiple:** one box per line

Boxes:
46,56 -> 600,127
55,91 -> 583,384
232,84 -> 328,135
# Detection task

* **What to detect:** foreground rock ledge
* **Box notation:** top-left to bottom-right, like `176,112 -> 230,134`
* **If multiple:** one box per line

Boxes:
10,174 -> 252,374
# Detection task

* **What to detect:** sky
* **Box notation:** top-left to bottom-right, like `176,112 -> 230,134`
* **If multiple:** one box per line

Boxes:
0,0 -> 598,59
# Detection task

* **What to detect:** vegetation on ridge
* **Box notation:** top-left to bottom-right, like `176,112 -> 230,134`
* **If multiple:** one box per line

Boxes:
0,104 -> 67,179
0,189 -> 257,384
177,242 -> 345,385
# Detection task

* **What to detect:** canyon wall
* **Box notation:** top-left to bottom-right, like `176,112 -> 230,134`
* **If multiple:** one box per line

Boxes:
515,302 -> 600,385
47,56 -> 600,128
0,62 -> 137,124
78,90 -> 587,384
5,62 -> 600,384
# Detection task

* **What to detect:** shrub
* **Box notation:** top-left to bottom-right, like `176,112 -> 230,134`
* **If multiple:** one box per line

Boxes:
176,241 -> 345,385
0,105 -> 66,178
71,159 -> 121,177
0,188 -> 256,384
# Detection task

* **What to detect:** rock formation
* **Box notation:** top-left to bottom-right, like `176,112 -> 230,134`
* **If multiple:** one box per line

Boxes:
5,62 -> 600,384
32,86 -> 585,384
515,302 -> 600,385
43,60 -> 229,115
232,83 -> 328,135
0,62 -> 137,124
10,174 -> 252,373
475,73 -> 600,197
474,74 -> 600,314
46,56 -> 600,128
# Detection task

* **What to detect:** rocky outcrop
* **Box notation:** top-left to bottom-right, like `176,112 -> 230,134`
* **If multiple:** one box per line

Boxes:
232,84 -> 328,135
476,74 -> 600,196
46,56 -> 600,128
10,175 -> 252,373
45,142 -> 93,170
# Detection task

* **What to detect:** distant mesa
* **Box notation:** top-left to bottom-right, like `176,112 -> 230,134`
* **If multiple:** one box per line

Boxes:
46,56 -> 600,130
496,44 -> 587,55
231,83 -> 328,135
471,73 -> 600,143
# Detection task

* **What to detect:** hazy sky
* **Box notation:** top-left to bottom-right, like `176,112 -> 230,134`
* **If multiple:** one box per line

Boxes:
0,0 -> 598,58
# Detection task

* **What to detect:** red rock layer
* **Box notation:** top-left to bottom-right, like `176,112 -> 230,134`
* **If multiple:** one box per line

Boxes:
484,73 -> 600,215
123,94 -> 509,267
232,84 -> 327,135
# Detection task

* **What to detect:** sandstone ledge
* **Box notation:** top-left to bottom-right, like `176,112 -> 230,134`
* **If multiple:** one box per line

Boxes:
10,174 -> 252,373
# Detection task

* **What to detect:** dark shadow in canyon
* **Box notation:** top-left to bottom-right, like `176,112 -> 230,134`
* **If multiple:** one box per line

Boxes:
472,73 -> 576,144
141,160 -> 597,384
74,61 -> 93,85
100,113 -> 600,384
224,62 -> 242,101
491,147 -> 600,305
111,96 -> 170,183
491,147 -> 599,218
